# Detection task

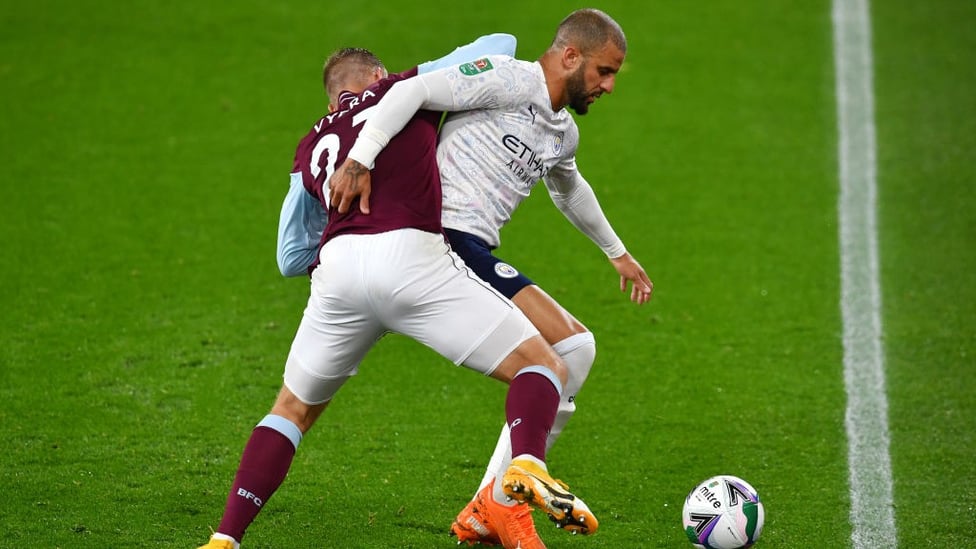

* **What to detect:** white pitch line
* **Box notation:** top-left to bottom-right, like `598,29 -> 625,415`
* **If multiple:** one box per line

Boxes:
832,0 -> 898,547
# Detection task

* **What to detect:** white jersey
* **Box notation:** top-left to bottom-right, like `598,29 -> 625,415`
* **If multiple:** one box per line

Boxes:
348,54 -> 627,258
436,57 -> 581,248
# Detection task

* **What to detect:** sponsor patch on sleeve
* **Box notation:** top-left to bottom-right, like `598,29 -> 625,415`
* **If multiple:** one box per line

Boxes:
459,57 -> 494,76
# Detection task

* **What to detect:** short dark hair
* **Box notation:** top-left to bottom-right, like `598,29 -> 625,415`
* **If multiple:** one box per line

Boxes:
322,47 -> 386,100
550,8 -> 627,55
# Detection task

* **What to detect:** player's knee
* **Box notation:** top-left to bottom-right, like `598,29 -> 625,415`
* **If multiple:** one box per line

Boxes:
495,334 -> 567,386
552,332 -> 596,392
548,356 -> 569,388
270,385 -> 331,433
524,340 -> 568,386
554,331 -> 596,363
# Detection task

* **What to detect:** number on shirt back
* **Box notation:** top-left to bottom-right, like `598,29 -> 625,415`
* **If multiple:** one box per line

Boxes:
308,105 -> 377,195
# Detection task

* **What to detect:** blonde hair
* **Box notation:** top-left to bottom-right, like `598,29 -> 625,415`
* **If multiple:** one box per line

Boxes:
322,47 -> 386,100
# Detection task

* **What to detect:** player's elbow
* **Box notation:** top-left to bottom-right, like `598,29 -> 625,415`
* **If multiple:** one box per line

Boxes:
486,33 -> 517,57
277,253 -> 305,278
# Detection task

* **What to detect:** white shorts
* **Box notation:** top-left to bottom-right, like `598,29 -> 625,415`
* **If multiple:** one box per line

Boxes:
283,229 -> 539,404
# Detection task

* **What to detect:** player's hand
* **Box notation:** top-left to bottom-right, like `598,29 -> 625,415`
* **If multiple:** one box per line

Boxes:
329,158 -> 372,214
610,253 -> 653,305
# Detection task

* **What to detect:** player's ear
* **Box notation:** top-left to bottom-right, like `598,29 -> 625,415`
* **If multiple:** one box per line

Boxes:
563,45 -> 583,71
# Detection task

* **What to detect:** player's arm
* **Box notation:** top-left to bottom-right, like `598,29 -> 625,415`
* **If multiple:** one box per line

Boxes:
349,53 -> 513,166
544,168 -> 654,304
417,33 -> 516,74
333,58 -> 507,212
343,67 -> 475,170
276,172 -> 326,277
344,70 -> 455,162
278,34 -> 514,259
328,70 -> 454,213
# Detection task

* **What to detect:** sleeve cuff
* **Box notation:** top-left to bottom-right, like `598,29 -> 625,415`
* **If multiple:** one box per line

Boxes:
347,127 -> 389,169
603,241 -> 627,259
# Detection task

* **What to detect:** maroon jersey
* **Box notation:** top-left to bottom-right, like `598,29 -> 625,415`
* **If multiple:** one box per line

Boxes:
292,68 -> 443,250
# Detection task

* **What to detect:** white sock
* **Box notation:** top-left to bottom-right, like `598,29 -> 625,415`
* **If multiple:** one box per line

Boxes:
211,533 -> 240,548
546,332 -> 596,452
478,423 -> 513,504
476,332 -> 596,504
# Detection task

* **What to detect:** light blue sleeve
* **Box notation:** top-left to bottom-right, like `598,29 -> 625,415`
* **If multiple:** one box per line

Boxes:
417,33 -> 517,74
276,172 -> 326,277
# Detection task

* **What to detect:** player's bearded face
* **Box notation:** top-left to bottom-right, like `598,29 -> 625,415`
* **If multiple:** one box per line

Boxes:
566,63 -> 591,115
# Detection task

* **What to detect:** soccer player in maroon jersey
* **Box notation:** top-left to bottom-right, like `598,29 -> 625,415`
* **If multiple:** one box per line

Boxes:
197,39 -> 597,549
329,10 -> 651,548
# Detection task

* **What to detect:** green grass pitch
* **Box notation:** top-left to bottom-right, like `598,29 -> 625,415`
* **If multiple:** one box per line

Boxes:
1,1 -> 973,547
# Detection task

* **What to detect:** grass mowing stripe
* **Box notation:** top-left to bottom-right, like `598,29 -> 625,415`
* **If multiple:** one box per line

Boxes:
832,0 -> 898,547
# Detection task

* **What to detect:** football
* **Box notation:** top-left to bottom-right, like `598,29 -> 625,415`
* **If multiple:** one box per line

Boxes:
681,475 -> 765,549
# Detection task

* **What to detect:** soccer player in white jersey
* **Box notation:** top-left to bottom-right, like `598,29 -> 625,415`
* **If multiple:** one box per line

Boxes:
328,9 -> 653,548
197,35 -> 600,549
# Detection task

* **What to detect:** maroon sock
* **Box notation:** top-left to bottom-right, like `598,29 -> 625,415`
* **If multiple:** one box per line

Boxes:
505,368 -> 560,461
216,426 -> 296,542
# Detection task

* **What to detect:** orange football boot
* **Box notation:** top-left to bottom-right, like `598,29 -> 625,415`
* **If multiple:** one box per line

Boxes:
450,479 -> 546,548
502,457 -> 599,536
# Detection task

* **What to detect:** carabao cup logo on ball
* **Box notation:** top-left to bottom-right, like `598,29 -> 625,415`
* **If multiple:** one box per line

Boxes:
682,475 -> 764,549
